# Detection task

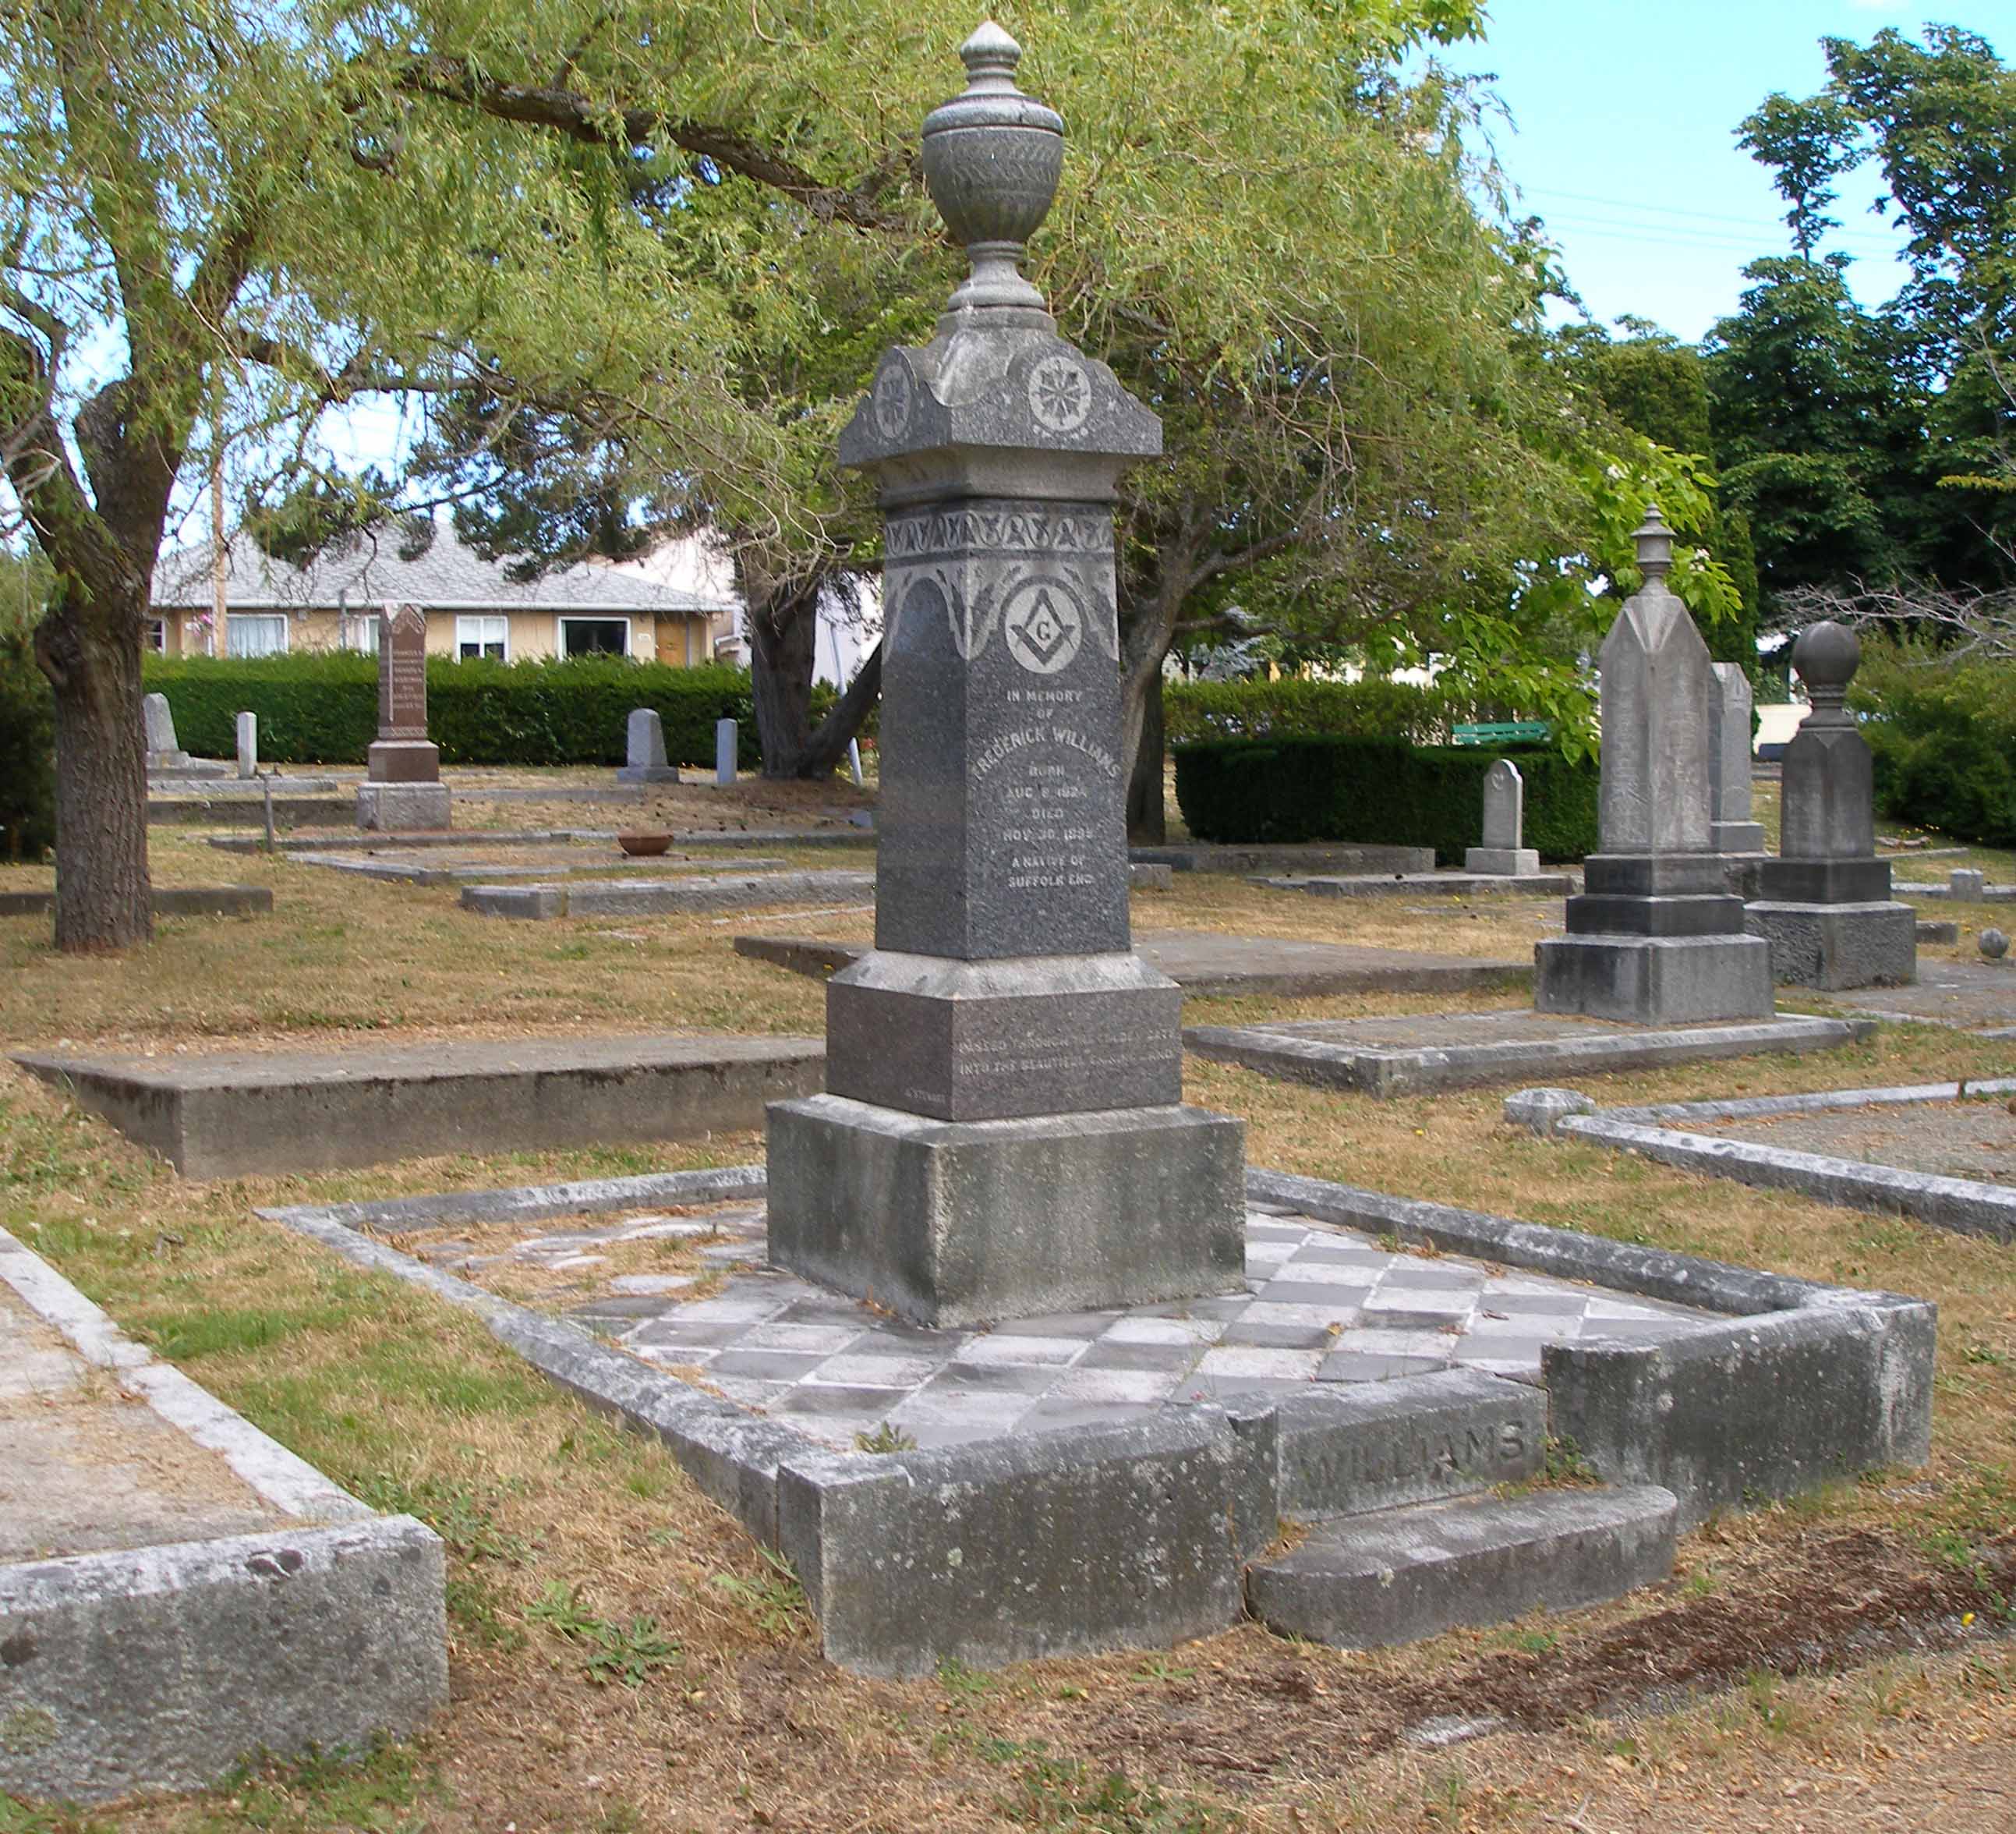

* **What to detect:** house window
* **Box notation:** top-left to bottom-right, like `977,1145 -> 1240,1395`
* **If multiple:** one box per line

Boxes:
143,618 -> 167,653
560,617 -> 629,658
456,615 -> 508,660
227,614 -> 288,657
341,613 -> 380,654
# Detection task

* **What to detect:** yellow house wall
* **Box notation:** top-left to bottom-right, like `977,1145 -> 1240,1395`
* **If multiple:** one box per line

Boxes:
162,606 -> 719,665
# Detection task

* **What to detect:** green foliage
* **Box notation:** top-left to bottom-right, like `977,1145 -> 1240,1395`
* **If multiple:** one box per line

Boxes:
710,1549 -> 810,1639
140,653 -> 762,770
1173,737 -> 1597,863
1165,677 -> 1494,747
0,585 -> 55,861
1855,646 -> 2016,848
525,1582 -> 681,1688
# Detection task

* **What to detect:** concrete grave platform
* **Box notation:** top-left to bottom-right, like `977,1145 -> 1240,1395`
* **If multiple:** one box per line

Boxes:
0,885 -> 273,919
463,869 -> 875,919
1131,842 -> 1434,876
12,1034 -> 824,1177
0,1227 -> 444,1804
260,1160 -> 1932,1675
735,929 -> 1532,999
1841,956 -> 2016,1035
1544,1078 -> 2016,1242
149,793 -> 353,827
288,849 -> 787,887
1257,870 -> 1576,901
1185,1009 -> 1866,1098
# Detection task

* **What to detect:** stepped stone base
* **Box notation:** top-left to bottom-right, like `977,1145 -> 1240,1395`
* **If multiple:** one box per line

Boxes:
1745,899 -> 1917,990
1535,933 -> 1775,1025
766,1093 -> 1246,1329
1247,1484 -> 1679,1648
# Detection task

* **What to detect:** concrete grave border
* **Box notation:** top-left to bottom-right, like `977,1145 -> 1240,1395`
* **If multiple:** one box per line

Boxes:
1540,1078 -> 2016,1244
260,1161 -> 1933,1676
1185,1013 -> 1871,1097
462,869 -> 875,919
0,1227 -> 445,1804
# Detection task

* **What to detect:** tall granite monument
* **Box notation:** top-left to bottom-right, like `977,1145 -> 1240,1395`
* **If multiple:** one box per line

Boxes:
1744,622 -> 1915,989
766,22 -> 1245,1328
1708,662 -> 1766,893
356,604 -> 451,831
1534,510 -> 1774,1024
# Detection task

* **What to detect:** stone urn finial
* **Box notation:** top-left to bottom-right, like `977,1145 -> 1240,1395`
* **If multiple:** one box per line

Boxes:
1633,505 -> 1675,586
921,20 -> 1065,323
1792,619 -> 1860,724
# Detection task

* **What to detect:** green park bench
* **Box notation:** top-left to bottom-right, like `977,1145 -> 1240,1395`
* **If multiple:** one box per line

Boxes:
1452,720 -> 1551,746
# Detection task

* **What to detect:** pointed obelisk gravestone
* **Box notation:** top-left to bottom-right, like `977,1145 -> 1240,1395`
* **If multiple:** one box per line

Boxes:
1744,622 -> 1915,990
1465,760 -> 1540,876
617,707 -> 679,784
1534,511 -> 1774,1023
1708,664 -> 1766,894
356,604 -> 451,831
765,22 -> 1244,1328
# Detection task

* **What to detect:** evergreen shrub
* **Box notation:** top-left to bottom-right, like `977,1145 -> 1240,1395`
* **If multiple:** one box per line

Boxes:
1165,676 -> 1490,745
1856,648 -> 2016,848
0,612 -> 55,859
1172,735 -> 1598,863
141,653 -> 766,770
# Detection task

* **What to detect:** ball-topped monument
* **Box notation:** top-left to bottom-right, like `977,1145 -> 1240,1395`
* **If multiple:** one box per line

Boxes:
766,22 -> 1246,1329
1745,618 -> 1915,988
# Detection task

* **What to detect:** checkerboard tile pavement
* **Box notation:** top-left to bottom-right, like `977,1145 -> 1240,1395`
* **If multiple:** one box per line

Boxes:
434,1198 -> 1720,1453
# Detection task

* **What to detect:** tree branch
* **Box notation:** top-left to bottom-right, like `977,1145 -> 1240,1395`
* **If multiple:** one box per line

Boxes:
393,55 -> 912,230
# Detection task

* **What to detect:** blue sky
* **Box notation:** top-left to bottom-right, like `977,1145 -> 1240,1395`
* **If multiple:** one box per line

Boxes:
1438,1 -> 2004,342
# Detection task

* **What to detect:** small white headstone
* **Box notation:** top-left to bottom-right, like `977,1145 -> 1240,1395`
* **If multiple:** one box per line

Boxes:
616,707 -> 678,784
143,692 -> 179,756
716,719 -> 738,788
235,710 -> 258,779
1481,759 -> 1523,850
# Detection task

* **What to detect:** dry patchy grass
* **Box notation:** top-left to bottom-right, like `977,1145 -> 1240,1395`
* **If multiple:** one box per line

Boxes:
6,830 -> 2016,1830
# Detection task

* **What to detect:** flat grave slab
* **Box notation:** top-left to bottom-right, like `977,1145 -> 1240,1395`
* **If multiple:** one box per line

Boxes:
12,1033 -> 824,1177
263,1160 -> 1932,1676
1131,842 -> 1435,876
0,885 -> 272,919
1257,870 -> 1576,901
1185,1009 -> 1866,1097
1550,1078 -> 2016,1242
463,869 -> 875,919
1843,957 -> 2016,1034
149,793 -> 352,828
290,848 -> 788,887
735,929 -> 1532,999
0,1226 -> 443,1804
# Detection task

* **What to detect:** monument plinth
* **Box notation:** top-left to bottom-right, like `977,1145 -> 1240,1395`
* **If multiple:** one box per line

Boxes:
357,604 -> 451,831
766,22 -> 1244,1327
1535,511 -> 1774,1024
1745,622 -> 1915,989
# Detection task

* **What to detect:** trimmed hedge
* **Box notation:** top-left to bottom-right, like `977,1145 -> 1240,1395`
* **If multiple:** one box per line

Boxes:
1857,650 -> 2016,848
1165,677 -> 1496,745
0,616 -> 55,859
1173,735 -> 1598,864
141,653 -> 766,770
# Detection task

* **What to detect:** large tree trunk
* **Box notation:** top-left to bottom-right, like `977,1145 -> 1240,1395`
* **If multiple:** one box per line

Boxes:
1125,669 -> 1165,844
1116,512 -> 1206,833
34,579 -> 152,950
745,580 -> 882,779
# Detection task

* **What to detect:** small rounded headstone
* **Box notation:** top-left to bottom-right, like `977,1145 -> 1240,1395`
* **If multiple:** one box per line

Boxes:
1980,927 -> 2009,961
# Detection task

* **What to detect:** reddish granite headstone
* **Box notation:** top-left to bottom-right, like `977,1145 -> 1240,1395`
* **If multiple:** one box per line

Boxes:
367,604 -> 440,783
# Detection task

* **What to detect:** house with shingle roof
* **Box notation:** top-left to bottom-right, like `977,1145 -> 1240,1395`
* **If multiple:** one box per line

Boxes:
150,520 -> 737,667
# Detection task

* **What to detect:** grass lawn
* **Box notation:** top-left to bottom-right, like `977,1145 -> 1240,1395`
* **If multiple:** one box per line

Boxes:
2,797 -> 2015,1832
